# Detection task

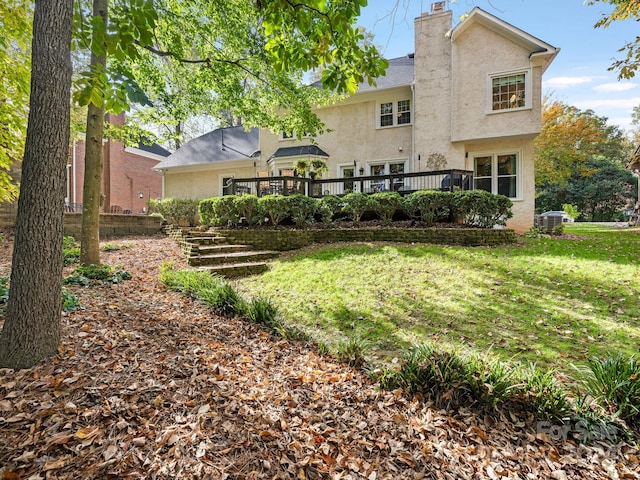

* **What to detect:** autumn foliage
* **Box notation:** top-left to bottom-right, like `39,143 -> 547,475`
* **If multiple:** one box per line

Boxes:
534,100 -> 605,187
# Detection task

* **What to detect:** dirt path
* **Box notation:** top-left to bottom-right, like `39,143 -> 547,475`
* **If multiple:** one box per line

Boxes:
0,232 -> 637,479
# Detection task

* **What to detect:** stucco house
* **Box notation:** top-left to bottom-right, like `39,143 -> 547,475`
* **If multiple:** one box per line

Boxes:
154,5 -> 559,232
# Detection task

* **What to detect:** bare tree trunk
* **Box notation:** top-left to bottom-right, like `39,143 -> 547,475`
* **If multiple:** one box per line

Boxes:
174,121 -> 182,150
0,0 -> 73,369
79,0 -> 107,266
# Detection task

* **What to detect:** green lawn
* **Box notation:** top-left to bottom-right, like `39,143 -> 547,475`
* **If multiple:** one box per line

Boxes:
234,224 -> 640,373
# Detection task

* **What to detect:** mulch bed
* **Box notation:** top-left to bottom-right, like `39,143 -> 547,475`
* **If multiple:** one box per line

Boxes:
0,231 -> 638,479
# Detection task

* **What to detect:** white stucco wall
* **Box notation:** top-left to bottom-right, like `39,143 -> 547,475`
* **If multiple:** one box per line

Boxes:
259,87 -> 414,176
162,161 -> 257,199
451,22 -> 543,142
464,138 -> 536,233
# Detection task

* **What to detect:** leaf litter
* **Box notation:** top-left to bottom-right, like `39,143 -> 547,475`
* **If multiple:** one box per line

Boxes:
0,233 -> 638,479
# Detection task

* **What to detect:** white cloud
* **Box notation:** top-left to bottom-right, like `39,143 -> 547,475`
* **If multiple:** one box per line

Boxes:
574,97 -> 640,111
607,117 -> 633,131
593,82 -> 638,93
542,76 -> 594,89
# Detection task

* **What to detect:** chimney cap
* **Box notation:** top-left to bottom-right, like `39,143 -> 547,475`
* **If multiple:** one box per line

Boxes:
431,1 -> 446,14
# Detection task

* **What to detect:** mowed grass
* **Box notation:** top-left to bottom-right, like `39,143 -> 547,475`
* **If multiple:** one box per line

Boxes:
234,224 -> 640,373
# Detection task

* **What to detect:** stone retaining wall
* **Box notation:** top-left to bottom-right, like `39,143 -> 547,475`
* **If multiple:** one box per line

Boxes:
63,213 -> 164,237
216,227 -> 516,251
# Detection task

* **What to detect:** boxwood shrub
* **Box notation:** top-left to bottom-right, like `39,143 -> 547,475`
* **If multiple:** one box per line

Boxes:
149,198 -> 200,226
403,190 -> 451,226
370,191 -> 403,225
452,190 -> 513,228
258,194 -> 290,226
198,196 -> 240,227
196,189 -> 512,229
234,194 -> 261,226
287,194 -> 318,227
342,192 -> 372,225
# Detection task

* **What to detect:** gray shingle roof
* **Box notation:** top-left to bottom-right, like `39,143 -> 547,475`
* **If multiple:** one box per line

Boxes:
270,145 -> 329,159
154,126 -> 259,170
310,55 -> 415,93
357,55 -> 414,92
136,141 -> 171,157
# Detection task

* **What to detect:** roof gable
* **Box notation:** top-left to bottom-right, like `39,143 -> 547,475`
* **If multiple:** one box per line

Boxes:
451,7 -> 559,73
154,126 -> 259,170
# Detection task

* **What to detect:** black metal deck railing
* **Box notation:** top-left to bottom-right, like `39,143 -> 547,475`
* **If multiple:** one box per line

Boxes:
229,169 -> 473,198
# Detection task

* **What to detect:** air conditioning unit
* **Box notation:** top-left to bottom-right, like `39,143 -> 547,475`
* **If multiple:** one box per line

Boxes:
431,1 -> 446,14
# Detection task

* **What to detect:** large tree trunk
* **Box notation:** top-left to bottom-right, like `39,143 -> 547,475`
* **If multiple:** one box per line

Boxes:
79,0 -> 108,266
0,0 -> 73,369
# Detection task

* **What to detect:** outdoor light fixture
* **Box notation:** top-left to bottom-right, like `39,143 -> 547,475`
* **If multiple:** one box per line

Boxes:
359,167 -> 365,176
138,191 -> 144,199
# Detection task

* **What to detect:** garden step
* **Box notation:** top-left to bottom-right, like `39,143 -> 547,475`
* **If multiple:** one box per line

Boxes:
198,261 -> 269,278
188,250 -> 279,267
185,236 -> 228,245
192,244 -> 250,255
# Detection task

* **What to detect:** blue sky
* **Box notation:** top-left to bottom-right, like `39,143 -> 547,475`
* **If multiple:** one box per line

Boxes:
357,0 -> 639,132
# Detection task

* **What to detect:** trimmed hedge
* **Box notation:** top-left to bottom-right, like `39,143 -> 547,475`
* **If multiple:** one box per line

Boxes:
197,190 -> 513,229
149,198 -> 199,226
404,190 -> 451,226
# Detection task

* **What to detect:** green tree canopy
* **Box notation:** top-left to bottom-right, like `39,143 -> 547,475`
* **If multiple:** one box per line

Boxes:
535,99 -> 635,220
534,99 -> 630,187
0,0 -> 31,201
588,0 -> 640,79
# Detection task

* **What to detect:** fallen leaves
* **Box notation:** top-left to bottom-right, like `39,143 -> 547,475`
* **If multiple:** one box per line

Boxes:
0,233 -> 638,479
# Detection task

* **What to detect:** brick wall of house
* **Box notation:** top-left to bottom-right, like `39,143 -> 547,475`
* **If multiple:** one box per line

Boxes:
68,113 -> 164,213
123,150 -> 163,213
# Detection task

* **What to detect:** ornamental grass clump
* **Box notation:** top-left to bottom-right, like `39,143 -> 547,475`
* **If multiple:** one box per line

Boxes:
517,364 -> 573,421
247,296 -> 283,333
573,354 -> 640,429
334,337 -> 370,368
159,262 -> 246,317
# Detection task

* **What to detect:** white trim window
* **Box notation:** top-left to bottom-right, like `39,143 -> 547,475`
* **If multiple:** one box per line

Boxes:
368,160 -> 407,191
279,131 -> 310,141
473,152 -> 519,199
378,99 -> 411,128
489,70 -> 531,112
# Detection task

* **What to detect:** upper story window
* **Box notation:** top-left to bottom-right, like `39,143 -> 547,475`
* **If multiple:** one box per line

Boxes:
378,99 -> 411,128
280,131 -> 310,141
397,100 -> 411,124
490,70 -> 530,112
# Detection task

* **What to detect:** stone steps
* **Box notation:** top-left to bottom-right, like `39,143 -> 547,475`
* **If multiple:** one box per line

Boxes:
167,226 -> 277,278
194,244 -> 250,256
189,250 -> 279,267
198,261 -> 270,278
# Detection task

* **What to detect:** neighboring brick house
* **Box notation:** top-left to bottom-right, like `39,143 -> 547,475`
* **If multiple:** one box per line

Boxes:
68,113 -> 170,214
155,5 -> 559,232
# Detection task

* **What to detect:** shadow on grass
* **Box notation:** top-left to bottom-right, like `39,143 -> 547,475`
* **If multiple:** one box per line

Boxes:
241,236 -> 640,371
